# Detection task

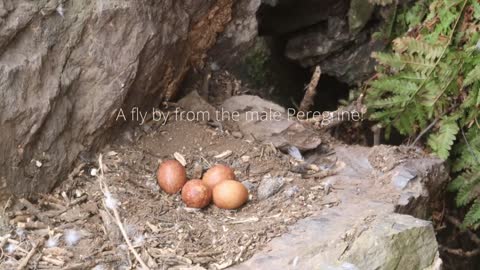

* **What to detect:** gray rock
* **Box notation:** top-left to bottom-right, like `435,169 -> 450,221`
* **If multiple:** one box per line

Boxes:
258,0 -> 348,35
283,185 -> 299,198
177,90 -> 218,123
261,0 -> 279,7
345,214 -> 440,270
257,174 -> 285,200
348,0 -> 375,33
0,0 -> 236,204
285,18 -> 385,84
221,95 -> 322,151
392,167 -> 417,189
233,145 -> 446,270
241,180 -> 256,192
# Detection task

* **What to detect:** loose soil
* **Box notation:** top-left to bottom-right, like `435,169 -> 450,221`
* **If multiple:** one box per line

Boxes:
1,114 -> 343,270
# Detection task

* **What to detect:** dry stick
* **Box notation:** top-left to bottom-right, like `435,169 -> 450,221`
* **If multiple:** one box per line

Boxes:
371,124 -> 382,146
410,117 -> 440,147
298,65 -> 321,116
96,155 -> 150,270
17,238 -> 44,270
440,246 -> 480,257
445,215 -> 480,245
301,102 -> 365,129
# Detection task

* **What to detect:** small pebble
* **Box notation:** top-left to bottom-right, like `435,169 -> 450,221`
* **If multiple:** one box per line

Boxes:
241,156 -> 250,163
284,185 -> 299,198
35,160 -> 42,168
232,131 -> 243,139
257,174 -> 285,200
241,180 -> 255,192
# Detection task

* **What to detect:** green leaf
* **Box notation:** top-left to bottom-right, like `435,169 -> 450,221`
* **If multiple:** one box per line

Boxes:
427,116 -> 460,159
473,0 -> 480,20
464,199 -> 480,229
463,64 -> 480,87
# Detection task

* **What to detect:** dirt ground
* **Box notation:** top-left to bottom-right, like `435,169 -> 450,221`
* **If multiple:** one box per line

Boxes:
0,108 -> 346,270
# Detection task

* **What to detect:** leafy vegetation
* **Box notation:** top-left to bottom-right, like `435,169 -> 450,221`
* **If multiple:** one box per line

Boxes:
366,0 -> 480,228
244,40 -> 271,88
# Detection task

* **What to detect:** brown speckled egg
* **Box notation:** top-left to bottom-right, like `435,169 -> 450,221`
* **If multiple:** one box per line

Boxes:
202,164 -> 235,189
212,180 -> 248,210
156,160 -> 187,194
181,179 -> 212,208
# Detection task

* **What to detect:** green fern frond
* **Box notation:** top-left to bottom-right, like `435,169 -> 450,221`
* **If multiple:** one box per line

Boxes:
452,126 -> 480,172
372,52 -> 406,70
427,116 -> 460,159
463,64 -> 480,86
393,37 -> 444,60
464,199 -> 480,229
473,1 -> 480,19
451,169 -> 480,206
366,0 -> 480,227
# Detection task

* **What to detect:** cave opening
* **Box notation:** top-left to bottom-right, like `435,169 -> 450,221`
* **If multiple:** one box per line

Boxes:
254,5 -> 351,116
253,0 -> 407,147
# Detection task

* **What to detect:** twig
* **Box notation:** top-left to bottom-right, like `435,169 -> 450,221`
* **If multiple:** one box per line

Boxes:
300,102 -> 365,130
17,238 -> 44,270
0,233 -> 11,248
371,124 -> 382,146
298,66 -> 321,116
96,155 -> 150,270
445,215 -> 480,245
410,117 -> 440,146
440,246 -> 480,257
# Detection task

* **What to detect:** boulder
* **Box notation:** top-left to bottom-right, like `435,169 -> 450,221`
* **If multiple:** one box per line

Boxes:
0,0 -> 235,203
221,95 -> 322,151
233,145 -> 447,269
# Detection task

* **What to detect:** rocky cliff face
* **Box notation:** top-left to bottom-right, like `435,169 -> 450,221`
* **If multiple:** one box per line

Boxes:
258,0 -> 389,85
0,0 -> 234,203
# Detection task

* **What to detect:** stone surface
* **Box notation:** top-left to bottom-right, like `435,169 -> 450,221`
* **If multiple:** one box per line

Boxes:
257,0 -> 348,35
221,95 -> 322,151
0,0 -> 235,203
257,174 -> 285,200
177,90 -> 218,123
284,12 -> 385,84
233,145 -> 447,270
345,214 -> 439,270
258,0 -> 395,84
211,0 -> 261,64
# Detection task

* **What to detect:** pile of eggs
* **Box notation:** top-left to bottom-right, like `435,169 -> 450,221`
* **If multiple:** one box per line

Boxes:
156,160 -> 249,209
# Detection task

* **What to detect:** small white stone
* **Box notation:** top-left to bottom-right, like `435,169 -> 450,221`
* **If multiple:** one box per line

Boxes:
90,168 -> 98,176
35,160 -> 42,168
56,4 -> 64,17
